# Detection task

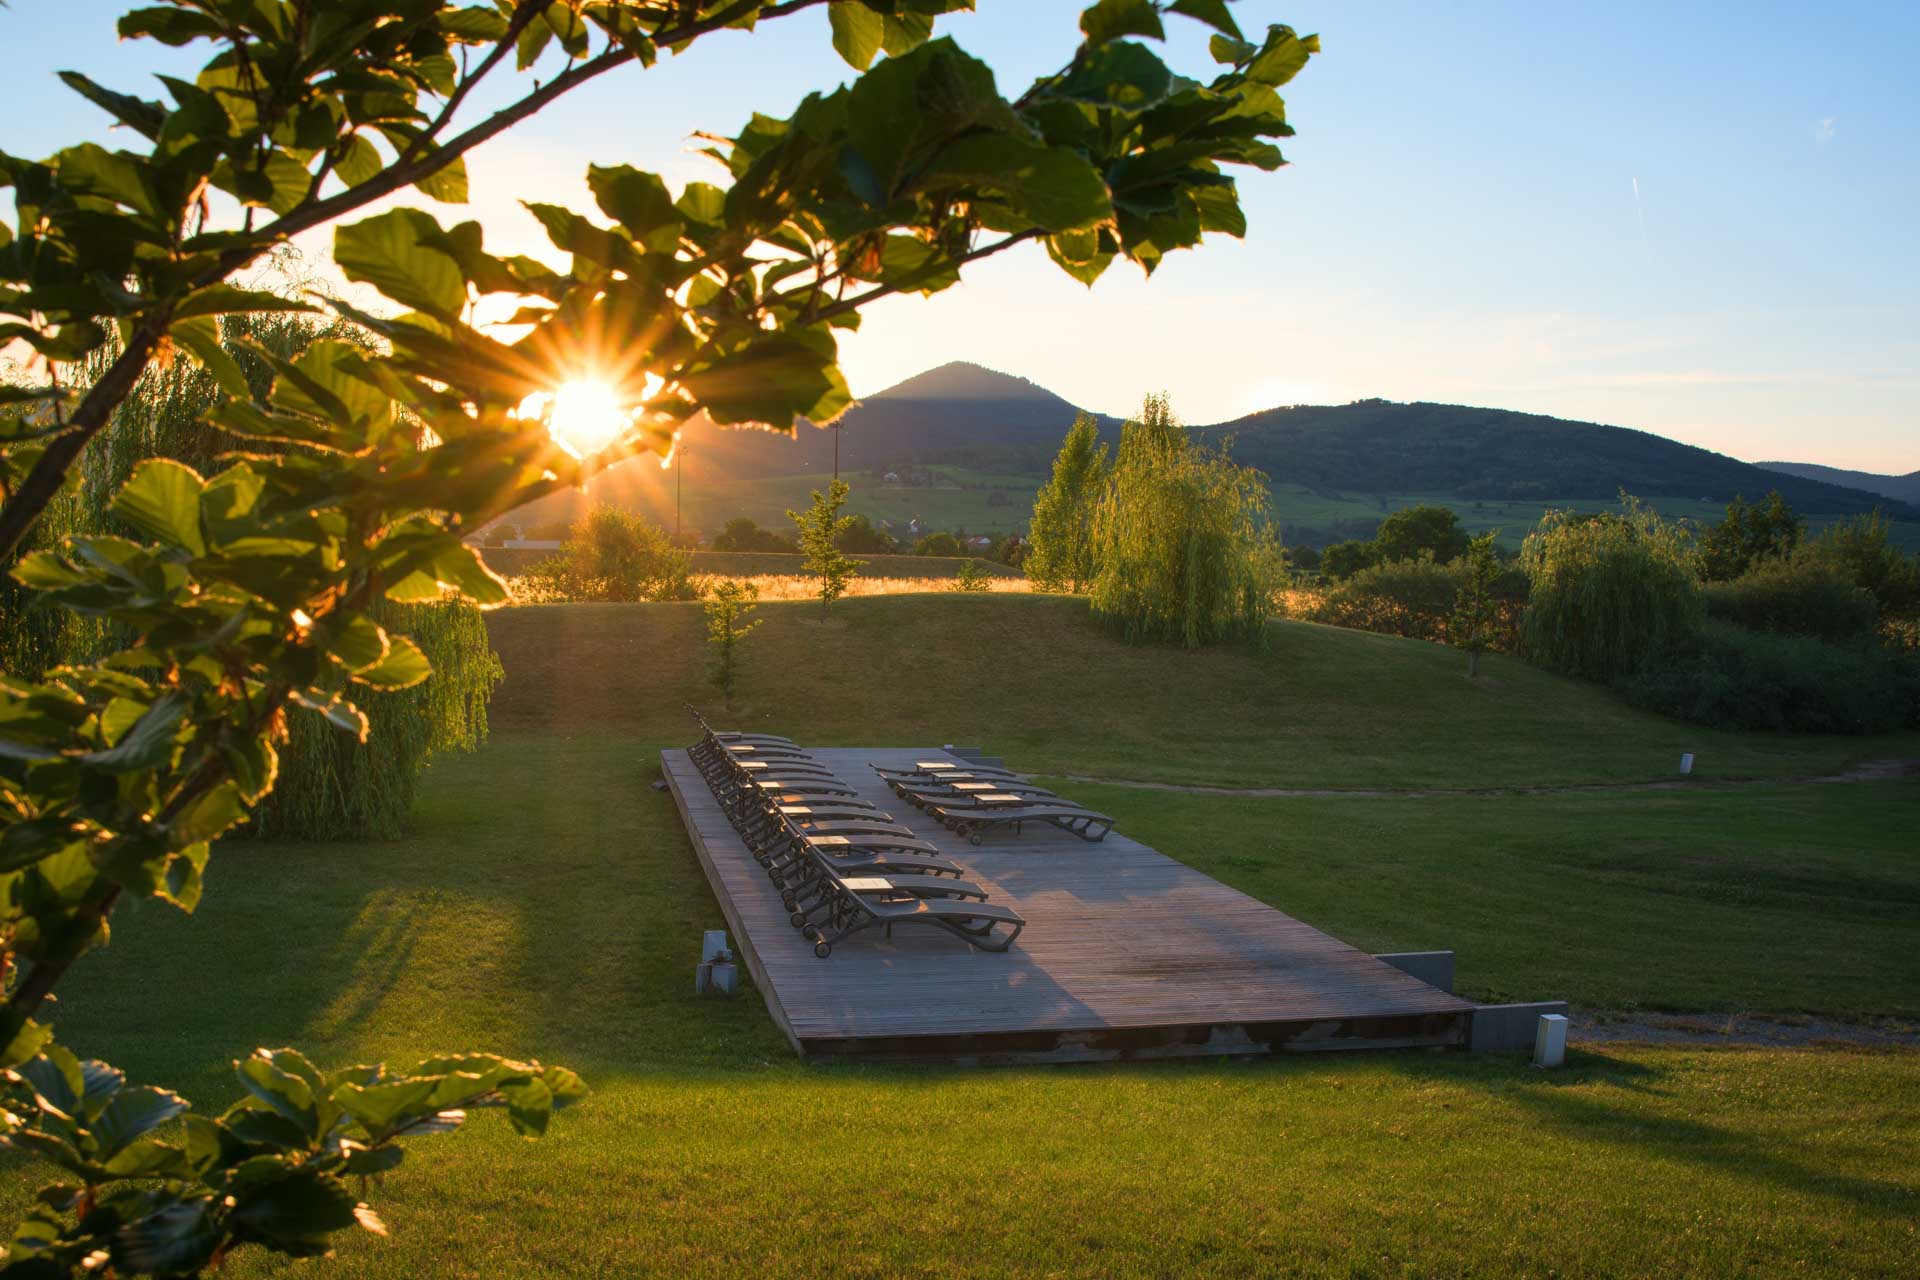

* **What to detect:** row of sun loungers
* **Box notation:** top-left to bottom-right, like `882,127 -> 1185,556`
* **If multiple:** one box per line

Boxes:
685,712 -> 1026,958
872,762 -> 1115,845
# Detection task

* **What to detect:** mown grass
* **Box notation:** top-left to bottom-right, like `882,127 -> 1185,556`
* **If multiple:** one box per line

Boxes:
1054,776 -> 1920,1017
7,599 -> 1916,1277
10,733 -> 1915,1279
487,595 -> 1918,788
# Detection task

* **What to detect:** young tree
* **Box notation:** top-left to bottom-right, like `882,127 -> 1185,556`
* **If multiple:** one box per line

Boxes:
0,3 -> 1315,1269
1025,412 -> 1110,592
788,479 -> 864,617
704,579 -> 762,706
954,559 -> 992,592
1451,530 -> 1502,676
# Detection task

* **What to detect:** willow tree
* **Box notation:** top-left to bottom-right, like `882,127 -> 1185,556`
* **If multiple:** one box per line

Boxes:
1089,393 -> 1282,647
1025,411 -> 1109,592
0,2 -> 1315,1271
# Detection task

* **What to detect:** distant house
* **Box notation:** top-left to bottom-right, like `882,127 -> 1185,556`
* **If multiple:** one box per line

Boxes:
883,471 -> 901,483
966,536 -> 993,549
907,518 -> 924,535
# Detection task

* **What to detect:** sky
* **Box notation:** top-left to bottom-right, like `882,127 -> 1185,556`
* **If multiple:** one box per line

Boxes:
4,1 -> 1917,472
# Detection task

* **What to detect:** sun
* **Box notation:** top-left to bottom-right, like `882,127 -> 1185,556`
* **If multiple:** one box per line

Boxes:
542,380 -> 631,459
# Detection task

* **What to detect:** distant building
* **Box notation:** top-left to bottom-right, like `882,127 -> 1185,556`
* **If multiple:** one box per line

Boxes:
883,471 -> 901,483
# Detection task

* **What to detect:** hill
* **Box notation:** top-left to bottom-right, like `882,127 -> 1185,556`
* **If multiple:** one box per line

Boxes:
1199,400 -> 1910,516
1755,459 -> 1920,506
494,366 -> 1912,536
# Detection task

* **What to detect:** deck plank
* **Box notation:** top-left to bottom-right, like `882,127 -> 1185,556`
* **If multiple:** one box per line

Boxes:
663,747 -> 1474,1061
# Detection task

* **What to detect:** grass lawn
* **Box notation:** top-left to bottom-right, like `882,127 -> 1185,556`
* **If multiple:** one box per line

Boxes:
487,595 -> 1919,789
1053,777 -> 1920,1017
6,599 -> 1915,1277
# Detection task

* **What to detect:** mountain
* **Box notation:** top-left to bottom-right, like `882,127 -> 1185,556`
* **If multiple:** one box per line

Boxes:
1754,460 -> 1920,506
1193,400 -> 1910,516
492,365 -> 1914,536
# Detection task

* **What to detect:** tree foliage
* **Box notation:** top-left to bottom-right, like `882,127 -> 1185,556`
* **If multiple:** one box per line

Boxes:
0,1 -> 1315,1270
954,559 -> 991,592
1518,497 -> 1702,683
788,479 -> 864,615
1088,394 -> 1281,647
1699,490 -> 1802,581
1025,412 -> 1110,592
1450,530 -> 1501,674
709,517 -> 796,554
525,504 -> 694,602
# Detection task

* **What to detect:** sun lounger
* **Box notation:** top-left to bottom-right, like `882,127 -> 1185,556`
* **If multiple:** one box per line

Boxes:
801,884 -> 1026,957
925,801 -> 1115,844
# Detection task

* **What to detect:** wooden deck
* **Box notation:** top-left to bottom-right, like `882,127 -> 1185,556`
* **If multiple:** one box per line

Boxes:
663,747 -> 1475,1063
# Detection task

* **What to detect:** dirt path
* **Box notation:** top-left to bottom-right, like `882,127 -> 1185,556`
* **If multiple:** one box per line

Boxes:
1054,758 -> 1920,800
1572,1011 -> 1920,1050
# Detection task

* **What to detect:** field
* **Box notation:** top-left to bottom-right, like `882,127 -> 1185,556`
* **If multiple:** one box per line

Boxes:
477,546 -> 1021,580
536,463 -> 1920,552
7,596 -> 1916,1277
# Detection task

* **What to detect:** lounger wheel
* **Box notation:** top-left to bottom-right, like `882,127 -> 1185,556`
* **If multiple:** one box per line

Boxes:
801,924 -> 822,943
968,833 -> 983,846
790,910 -> 809,927
813,941 -> 831,958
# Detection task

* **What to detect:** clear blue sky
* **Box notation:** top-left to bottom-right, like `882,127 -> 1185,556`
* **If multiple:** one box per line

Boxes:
5,1 -> 1916,471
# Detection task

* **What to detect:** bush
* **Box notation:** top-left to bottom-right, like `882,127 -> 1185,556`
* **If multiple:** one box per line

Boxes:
954,559 -> 991,592
835,513 -> 894,554
1373,504 -> 1469,564
711,516 -> 797,553
1307,555 -> 1526,649
1519,500 -> 1701,683
915,531 -> 963,557
1618,621 -> 1920,733
1704,557 -> 1878,641
527,505 -> 694,601
1319,539 -> 1376,581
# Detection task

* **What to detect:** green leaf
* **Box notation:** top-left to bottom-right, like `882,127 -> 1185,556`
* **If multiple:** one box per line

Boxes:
118,6 -> 224,44
57,71 -> 165,139
170,317 -> 250,397
57,142 -> 160,217
83,692 -> 189,774
111,458 -> 207,556
332,1078 -> 436,1132
440,6 -> 510,41
1208,32 -> 1256,64
1246,27 -> 1318,87
433,544 -> 511,607
1080,0 -> 1164,46
829,2 -> 887,70
335,134 -> 382,188
352,634 -> 431,691
1056,39 -> 1173,106
0,1019 -> 54,1071
586,165 -> 679,251
91,1084 -> 190,1160
928,135 -> 1113,231
225,1165 -> 359,1253
171,780 -> 247,845
290,691 -> 370,741
1167,0 -> 1240,37
235,1052 -> 320,1136
414,153 -> 468,204
679,340 -> 836,429
333,209 -> 466,318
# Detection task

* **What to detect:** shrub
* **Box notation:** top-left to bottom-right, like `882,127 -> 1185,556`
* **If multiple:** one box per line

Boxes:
1704,557 -> 1878,641
1309,556 -> 1460,643
1699,490 -> 1802,581
1088,394 -> 1282,648
1518,499 -> 1702,683
710,516 -> 797,553
1319,539 -> 1376,581
1803,509 -> 1920,616
836,513 -> 895,554
788,479 -> 863,616
1618,621 -> 1920,733
915,531 -> 964,557
954,559 -> 991,592
527,505 -> 694,602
